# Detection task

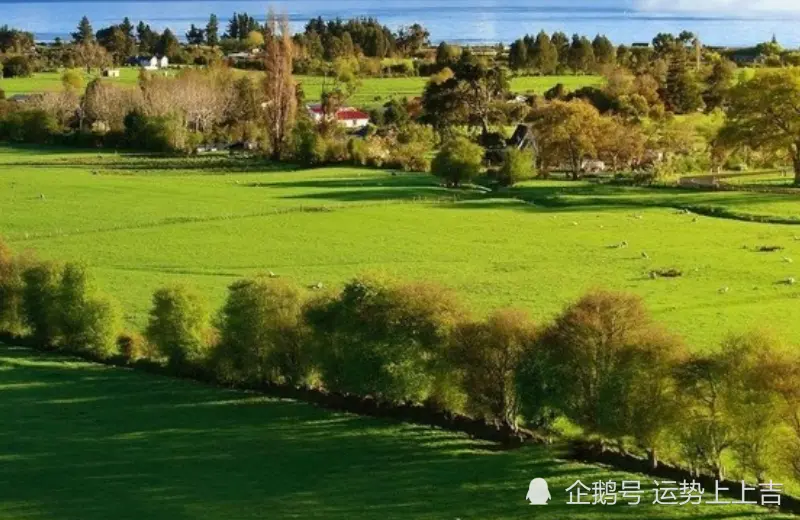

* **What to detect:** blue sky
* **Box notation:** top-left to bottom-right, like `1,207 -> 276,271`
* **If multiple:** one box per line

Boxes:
634,0 -> 800,12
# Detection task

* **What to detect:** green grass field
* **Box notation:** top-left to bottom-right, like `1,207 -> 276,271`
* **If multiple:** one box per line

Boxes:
0,344 -> 790,519
2,145 -> 800,349
1,69 -> 603,108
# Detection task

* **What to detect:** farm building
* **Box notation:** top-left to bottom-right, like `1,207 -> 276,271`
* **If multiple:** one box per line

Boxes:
131,55 -> 169,70
306,104 -> 370,129
102,68 -> 120,78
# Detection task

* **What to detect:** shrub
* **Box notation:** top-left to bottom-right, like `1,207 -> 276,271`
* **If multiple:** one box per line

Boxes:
215,277 -> 311,386
21,262 -> 62,346
2,55 -> 33,78
676,331 -> 785,481
292,119 -> 327,166
145,284 -> 211,369
117,332 -> 154,361
0,109 -> 59,144
306,276 -> 466,403
431,136 -> 483,187
522,290 -> 685,457
450,308 -> 536,428
124,110 -> 188,153
0,240 -> 26,335
498,147 -> 535,186
61,69 -> 84,91
55,263 -> 120,358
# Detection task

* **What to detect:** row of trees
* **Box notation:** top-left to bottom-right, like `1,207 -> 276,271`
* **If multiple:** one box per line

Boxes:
508,31 -> 615,74
2,240 -> 800,485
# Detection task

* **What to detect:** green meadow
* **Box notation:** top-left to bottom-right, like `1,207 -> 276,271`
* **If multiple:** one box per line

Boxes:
0,69 -> 603,108
2,145 -> 800,349
0,344 -> 791,520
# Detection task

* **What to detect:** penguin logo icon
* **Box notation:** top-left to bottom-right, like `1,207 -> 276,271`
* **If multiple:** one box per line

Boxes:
526,478 -> 551,505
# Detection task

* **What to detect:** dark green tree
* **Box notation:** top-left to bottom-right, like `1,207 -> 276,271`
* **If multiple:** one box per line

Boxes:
592,34 -> 616,66
533,31 -> 558,74
186,24 -> 205,45
72,16 -> 94,44
206,14 -> 220,47
156,28 -> 180,59
568,34 -> 595,73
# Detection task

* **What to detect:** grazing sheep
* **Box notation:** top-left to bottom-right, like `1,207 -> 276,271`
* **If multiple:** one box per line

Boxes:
269,271 -> 278,278
621,240 -> 628,248
719,287 -> 730,294
312,282 -> 324,290
784,257 -> 794,264
634,215 -> 644,220
649,271 -> 658,279
787,277 -> 797,285
641,252 -> 649,259
572,221 -> 579,226
39,194 -> 46,201
692,217 -> 698,223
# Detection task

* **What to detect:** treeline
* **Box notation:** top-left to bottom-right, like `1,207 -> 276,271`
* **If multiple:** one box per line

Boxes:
0,13 -> 431,79
2,239 -> 800,485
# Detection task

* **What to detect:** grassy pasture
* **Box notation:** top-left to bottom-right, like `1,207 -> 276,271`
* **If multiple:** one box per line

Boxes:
0,344 -> 790,520
2,146 -> 800,349
1,69 -> 603,108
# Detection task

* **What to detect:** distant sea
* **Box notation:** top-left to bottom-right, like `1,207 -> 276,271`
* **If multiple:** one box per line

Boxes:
2,0 -> 800,47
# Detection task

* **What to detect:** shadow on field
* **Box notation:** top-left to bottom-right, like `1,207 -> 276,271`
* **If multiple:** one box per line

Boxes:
275,176 -> 800,220
263,175 -> 486,203
0,345 -> 767,520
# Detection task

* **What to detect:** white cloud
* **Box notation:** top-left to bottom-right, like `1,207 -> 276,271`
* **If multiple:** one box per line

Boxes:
634,0 -> 800,12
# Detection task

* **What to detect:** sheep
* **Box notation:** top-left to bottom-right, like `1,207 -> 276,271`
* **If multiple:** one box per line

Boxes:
692,217 -> 698,223
311,282 -> 324,290
641,251 -> 649,259
621,240 -> 629,248
649,271 -> 658,279
787,277 -> 797,286
39,193 -> 46,200
634,215 -> 644,220
719,287 -> 730,294
571,221 -> 579,226
269,271 -> 278,278
784,257 -> 794,264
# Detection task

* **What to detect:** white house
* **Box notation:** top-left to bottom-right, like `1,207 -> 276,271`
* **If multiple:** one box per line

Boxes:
136,56 -> 169,70
306,104 -> 370,129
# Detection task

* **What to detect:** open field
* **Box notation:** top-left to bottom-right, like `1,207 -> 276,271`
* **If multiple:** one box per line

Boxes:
297,74 -> 604,107
3,145 -> 800,349
1,69 -> 603,108
0,344 -> 791,520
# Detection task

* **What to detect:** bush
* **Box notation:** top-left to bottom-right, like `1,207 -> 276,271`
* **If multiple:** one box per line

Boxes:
521,290 -> 685,458
123,110 -> 188,153
451,308 -> 536,427
0,109 -> 60,144
676,331 -> 786,481
117,332 -> 155,361
145,284 -> 211,369
61,69 -> 84,91
215,277 -> 311,386
55,263 -> 120,358
21,262 -> 62,346
292,119 -> 327,166
431,136 -> 484,187
0,240 -> 26,335
499,148 -> 535,186
2,55 -> 33,78
306,276 -> 466,403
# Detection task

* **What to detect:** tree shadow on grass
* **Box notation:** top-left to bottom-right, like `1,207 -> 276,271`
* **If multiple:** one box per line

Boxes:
0,346 -> 775,520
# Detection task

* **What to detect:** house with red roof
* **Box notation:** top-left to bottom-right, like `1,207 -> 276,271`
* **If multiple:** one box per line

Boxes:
307,104 -> 370,129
